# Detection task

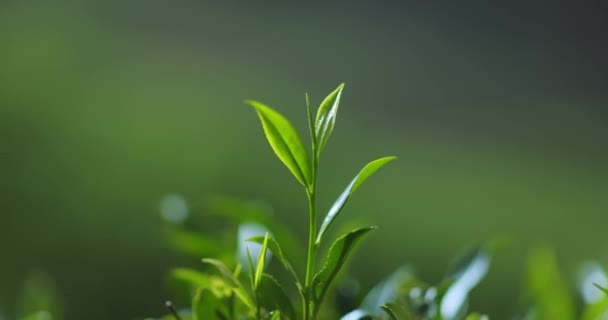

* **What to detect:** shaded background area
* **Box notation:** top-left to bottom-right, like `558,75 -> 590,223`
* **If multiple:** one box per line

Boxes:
1,1 -> 607,319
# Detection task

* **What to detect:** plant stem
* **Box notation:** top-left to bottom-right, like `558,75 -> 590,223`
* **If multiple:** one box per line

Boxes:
304,157 -> 318,320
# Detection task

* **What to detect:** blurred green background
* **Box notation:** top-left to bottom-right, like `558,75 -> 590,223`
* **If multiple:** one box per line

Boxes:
1,1 -> 607,319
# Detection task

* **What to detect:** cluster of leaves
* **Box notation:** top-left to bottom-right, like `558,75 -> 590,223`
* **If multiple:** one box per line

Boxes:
144,84 -> 608,320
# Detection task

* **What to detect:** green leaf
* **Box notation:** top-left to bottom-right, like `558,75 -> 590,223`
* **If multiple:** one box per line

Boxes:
237,222 -> 271,274
170,268 -> 210,289
202,258 -> 239,287
165,227 -> 222,259
193,288 -> 224,320
524,245 -> 575,320
247,100 -> 311,186
254,233 -> 270,289
17,270 -> 63,320
439,247 -> 492,320
340,309 -> 373,320
257,274 -> 296,319
465,313 -> 489,320
381,303 -> 413,320
247,235 -> 302,291
594,283 -> 608,295
360,266 -> 418,316
306,92 -> 316,148
269,310 -> 281,320
202,258 -> 255,310
314,83 -> 345,158
312,227 -> 377,305
316,157 -> 396,244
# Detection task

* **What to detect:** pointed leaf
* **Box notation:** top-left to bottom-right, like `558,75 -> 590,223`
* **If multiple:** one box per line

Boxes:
237,223 -> 271,274
306,93 -> 316,147
595,283 -> 608,295
314,83 -> 345,158
247,235 -> 302,290
202,258 -> 239,287
254,233 -> 270,289
312,227 -> 377,304
439,248 -> 491,320
381,303 -> 414,320
247,100 -> 311,186
257,274 -> 296,320
316,157 -> 396,244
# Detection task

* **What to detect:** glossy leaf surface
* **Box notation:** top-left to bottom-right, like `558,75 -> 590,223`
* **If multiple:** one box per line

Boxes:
316,157 -> 395,244
247,235 -> 302,289
312,227 -> 377,304
257,274 -> 296,320
254,233 -> 269,289
247,100 -> 311,186
314,83 -> 344,158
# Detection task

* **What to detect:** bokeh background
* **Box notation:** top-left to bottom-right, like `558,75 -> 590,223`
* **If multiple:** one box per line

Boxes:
1,1 -> 607,319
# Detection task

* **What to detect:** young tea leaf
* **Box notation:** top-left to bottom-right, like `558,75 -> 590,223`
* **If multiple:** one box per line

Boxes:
257,274 -> 297,320
254,233 -> 270,289
314,83 -> 345,159
316,157 -> 396,244
312,227 -> 377,305
247,235 -> 302,291
247,100 -> 311,186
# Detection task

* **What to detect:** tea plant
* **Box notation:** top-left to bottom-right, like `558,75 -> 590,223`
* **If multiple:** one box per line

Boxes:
139,84 -> 608,320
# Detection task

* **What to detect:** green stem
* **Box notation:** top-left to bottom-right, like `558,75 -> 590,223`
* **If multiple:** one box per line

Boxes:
304,158 -> 318,320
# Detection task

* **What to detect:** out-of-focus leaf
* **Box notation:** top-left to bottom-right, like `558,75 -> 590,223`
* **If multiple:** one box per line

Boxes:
254,233 -> 270,289
247,100 -> 311,186
581,294 -> 608,320
312,227 -> 377,305
257,274 -> 296,319
165,227 -> 222,259
340,309 -> 373,320
193,288 -> 225,320
578,261 -> 608,304
359,266 -> 418,316
595,283 -> 608,295
316,157 -> 395,244
202,259 -> 239,287
314,83 -> 344,158
438,247 -> 492,320
465,313 -> 489,320
17,270 -> 63,320
202,258 -> 255,310
170,268 -> 210,289
381,303 -> 414,320
247,235 -> 302,290
207,196 -> 303,265
269,310 -> 281,320
524,245 -> 575,320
